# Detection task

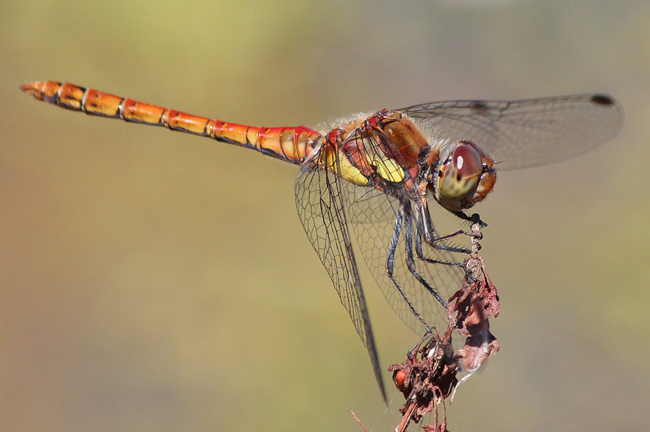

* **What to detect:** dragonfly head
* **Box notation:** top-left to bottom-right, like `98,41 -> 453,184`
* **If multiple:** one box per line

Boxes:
432,141 -> 497,212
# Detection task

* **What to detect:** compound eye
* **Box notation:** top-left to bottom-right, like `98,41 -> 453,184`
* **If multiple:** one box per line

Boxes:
433,140 -> 497,212
453,143 -> 482,181
436,142 -> 483,204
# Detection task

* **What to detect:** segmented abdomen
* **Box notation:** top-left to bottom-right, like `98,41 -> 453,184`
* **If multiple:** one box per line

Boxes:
20,81 -> 322,165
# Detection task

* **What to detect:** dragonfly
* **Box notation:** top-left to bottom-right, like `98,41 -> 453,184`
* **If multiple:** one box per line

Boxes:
20,81 -> 623,403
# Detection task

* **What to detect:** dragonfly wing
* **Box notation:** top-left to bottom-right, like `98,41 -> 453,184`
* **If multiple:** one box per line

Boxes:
399,94 -> 623,170
295,158 -> 387,403
342,182 -> 465,336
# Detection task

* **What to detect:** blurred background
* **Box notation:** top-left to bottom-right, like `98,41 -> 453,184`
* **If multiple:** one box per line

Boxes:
1,0 -> 649,431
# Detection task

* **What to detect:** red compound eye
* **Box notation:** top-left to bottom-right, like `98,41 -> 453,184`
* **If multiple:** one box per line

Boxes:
453,143 -> 482,180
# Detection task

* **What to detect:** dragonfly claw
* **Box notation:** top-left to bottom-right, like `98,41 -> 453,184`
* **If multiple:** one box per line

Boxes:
460,262 -> 481,283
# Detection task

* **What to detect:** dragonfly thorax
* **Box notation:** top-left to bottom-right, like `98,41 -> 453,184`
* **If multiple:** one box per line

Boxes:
430,140 -> 497,213
321,110 -> 431,187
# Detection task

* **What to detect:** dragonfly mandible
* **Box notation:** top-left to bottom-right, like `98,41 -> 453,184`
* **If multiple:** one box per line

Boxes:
20,81 -> 623,403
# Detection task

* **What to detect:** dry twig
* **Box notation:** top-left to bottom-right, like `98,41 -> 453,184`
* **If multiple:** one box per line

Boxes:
388,218 -> 500,432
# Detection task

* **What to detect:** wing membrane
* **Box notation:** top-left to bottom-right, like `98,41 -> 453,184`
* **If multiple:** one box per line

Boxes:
294,158 -> 387,403
342,179 -> 465,336
399,94 -> 623,170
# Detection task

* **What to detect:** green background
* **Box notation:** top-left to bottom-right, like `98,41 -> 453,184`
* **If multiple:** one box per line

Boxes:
2,1 -> 649,431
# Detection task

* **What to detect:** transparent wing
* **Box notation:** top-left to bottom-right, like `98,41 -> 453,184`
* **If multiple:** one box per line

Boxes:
342,178 -> 465,336
329,126 -> 466,335
294,156 -> 387,403
399,94 -> 623,170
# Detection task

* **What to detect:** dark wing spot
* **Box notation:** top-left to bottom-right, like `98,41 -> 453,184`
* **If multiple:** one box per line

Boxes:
469,100 -> 490,115
590,94 -> 615,106
470,100 -> 487,110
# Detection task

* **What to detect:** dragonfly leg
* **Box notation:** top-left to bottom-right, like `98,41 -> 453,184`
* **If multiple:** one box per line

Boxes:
429,229 -> 474,252
386,204 -> 433,334
412,207 -> 486,283
415,201 -> 473,254
453,211 -> 488,229
413,211 -> 485,283
406,333 -> 434,360
414,228 -> 466,271
403,203 -> 449,309
416,226 -> 485,284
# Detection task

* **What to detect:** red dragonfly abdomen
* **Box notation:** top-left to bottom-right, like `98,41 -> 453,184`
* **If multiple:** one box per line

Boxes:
20,81 -> 322,165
